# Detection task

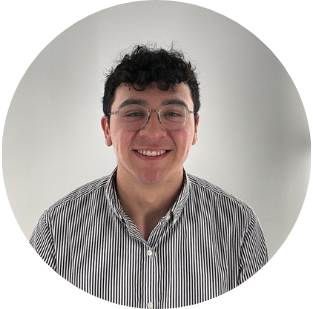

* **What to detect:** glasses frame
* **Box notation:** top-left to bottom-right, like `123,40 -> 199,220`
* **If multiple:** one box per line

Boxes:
107,103 -> 196,131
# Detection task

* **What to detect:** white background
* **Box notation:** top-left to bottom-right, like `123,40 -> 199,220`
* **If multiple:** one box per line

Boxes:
1,0 -> 312,308
3,0 -> 310,260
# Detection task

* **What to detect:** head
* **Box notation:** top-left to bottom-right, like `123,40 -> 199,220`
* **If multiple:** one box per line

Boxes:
101,44 -> 201,185
102,44 -> 200,121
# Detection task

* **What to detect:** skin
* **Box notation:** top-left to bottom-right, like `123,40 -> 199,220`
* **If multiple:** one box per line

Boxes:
101,82 -> 199,240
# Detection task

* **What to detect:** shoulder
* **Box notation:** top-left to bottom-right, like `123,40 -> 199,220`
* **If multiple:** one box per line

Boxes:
186,173 -> 255,219
44,175 -> 111,218
186,173 -> 266,245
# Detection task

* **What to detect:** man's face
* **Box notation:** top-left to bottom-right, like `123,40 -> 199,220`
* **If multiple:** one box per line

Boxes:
101,82 -> 199,185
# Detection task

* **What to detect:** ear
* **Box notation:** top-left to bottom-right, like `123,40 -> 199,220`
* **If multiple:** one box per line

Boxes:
101,116 -> 112,146
192,114 -> 200,145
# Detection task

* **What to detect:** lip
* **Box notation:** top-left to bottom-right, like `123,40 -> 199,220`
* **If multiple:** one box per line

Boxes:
133,149 -> 171,161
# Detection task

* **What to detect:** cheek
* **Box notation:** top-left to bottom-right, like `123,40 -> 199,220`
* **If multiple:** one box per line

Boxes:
110,130 -> 133,155
174,130 -> 195,152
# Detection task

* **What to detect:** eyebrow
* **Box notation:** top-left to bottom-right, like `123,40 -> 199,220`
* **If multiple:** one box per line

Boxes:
162,99 -> 189,108
118,99 -> 189,109
118,99 -> 146,109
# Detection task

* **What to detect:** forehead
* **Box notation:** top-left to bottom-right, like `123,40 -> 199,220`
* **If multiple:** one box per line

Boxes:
112,82 -> 194,109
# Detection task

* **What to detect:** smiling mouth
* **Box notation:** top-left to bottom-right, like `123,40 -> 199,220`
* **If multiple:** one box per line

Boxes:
136,150 -> 168,157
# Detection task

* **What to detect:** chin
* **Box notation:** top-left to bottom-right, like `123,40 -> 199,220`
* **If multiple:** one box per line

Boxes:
137,169 -> 167,186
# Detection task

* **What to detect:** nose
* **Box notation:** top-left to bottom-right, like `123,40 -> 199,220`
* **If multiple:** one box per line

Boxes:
139,110 -> 167,138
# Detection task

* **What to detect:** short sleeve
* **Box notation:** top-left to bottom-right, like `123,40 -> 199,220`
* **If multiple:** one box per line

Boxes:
29,211 -> 57,271
237,210 -> 268,285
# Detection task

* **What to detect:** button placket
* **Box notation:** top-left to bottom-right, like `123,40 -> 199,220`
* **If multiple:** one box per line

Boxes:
144,245 -> 158,309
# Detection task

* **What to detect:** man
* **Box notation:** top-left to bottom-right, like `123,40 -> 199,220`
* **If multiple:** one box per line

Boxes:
30,44 -> 268,308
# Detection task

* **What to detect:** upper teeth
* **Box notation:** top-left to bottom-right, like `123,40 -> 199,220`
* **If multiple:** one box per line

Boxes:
137,150 -> 166,156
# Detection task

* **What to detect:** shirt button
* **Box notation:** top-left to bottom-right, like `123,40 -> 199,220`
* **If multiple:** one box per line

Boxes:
147,249 -> 153,257
147,302 -> 153,309
165,213 -> 171,221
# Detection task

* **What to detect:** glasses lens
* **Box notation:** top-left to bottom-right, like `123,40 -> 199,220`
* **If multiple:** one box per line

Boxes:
160,104 -> 188,130
118,104 -> 148,130
114,103 -> 190,131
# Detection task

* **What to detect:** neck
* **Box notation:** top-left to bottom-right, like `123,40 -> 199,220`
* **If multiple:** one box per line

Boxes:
115,167 -> 184,240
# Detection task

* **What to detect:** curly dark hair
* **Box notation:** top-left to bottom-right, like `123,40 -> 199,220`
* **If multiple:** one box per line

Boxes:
102,44 -> 200,118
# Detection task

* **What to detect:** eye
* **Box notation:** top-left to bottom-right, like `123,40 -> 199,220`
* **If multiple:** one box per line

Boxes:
164,111 -> 183,117
163,106 -> 185,118
119,105 -> 147,119
124,111 -> 145,118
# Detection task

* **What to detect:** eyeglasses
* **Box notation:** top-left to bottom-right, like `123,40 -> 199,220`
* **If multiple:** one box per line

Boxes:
108,103 -> 195,131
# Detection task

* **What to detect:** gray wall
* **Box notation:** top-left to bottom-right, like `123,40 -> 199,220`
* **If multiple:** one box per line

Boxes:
1,1 -> 312,309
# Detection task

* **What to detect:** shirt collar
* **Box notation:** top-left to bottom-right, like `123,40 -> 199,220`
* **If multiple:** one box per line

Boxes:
105,167 -> 190,225
105,167 -> 125,222
168,170 -> 190,226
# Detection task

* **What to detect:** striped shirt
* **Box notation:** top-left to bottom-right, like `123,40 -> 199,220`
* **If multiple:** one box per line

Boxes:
30,168 -> 268,308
